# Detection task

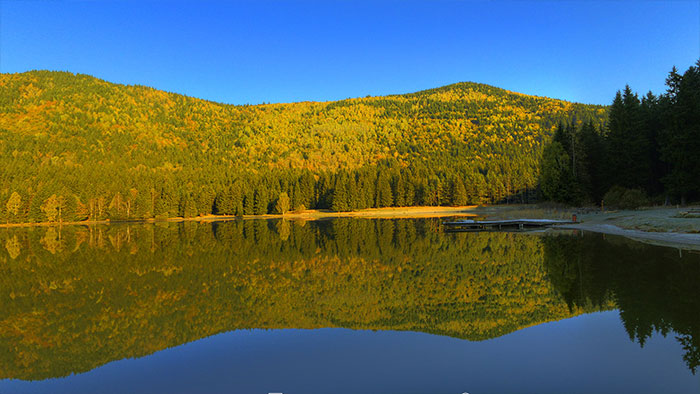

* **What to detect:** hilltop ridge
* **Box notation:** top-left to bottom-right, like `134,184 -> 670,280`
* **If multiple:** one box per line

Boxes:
0,71 -> 607,223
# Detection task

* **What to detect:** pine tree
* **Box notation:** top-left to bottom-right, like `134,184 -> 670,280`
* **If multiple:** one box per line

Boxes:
243,187 -> 255,215
392,174 -> 406,207
291,180 -> 302,210
254,187 -> 269,215
404,180 -> 415,206
661,61 -> 700,203
578,121 -> 603,202
375,173 -> 393,208
450,177 -> 468,206
539,142 -> 573,203
331,174 -> 349,212
183,194 -> 197,218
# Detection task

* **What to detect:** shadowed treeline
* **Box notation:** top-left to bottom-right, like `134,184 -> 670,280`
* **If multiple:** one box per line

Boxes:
540,60 -> 700,206
0,219 -> 597,380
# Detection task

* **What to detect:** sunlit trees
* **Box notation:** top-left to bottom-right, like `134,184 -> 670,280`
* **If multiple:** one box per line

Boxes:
450,177 -> 468,206
0,71 -> 607,223
375,173 -> 393,208
5,192 -> 21,218
253,187 -> 269,215
40,195 -> 63,222
275,192 -> 290,214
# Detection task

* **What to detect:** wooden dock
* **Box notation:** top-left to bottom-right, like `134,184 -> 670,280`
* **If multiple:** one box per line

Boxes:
443,219 -> 576,232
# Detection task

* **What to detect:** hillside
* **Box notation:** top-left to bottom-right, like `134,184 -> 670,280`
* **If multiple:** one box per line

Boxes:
0,71 -> 607,223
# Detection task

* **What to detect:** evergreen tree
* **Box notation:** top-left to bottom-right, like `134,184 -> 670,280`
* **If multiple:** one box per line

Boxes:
539,142 -> 573,203
331,173 -> 351,212
291,180 -> 302,210
392,174 -> 406,207
254,187 -> 269,215
243,187 -> 256,215
606,86 -> 649,192
375,173 -> 393,208
450,177 -> 468,206
578,121 -> 604,202
661,61 -> 700,203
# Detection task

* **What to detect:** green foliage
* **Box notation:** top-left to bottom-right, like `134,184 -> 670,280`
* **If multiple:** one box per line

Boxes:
40,195 -> 62,222
0,71 -> 606,223
660,61 -> 700,203
450,177 -> 468,206
275,192 -> 290,214
539,60 -> 700,206
606,87 -> 651,191
539,142 -> 573,203
253,187 -> 269,215
375,173 -> 393,208
5,192 -> 21,218
602,186 -> 649,210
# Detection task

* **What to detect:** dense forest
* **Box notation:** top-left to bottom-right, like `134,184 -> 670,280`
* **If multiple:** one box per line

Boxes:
0,219 -> 597,380
540,60 -> 700,206
0,71 -> 606,223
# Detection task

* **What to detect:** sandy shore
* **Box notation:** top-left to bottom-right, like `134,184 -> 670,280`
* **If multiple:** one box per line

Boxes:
0,206 -> 478,229
241,206 -> 479,220
441,204 -> 700,250
557,223 -> 700,250
555,206 -> 700,250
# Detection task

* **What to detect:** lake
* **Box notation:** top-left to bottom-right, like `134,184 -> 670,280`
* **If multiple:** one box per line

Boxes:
0,218 -> 698,393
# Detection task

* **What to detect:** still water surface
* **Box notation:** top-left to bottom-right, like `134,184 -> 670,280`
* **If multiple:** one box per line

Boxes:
0,218 -> 698,393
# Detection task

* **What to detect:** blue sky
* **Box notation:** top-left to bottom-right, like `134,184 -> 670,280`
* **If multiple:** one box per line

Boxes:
1,0 -> 698,105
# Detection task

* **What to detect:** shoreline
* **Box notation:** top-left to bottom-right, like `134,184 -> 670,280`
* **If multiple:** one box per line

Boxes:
556,206 -> 700,251
556,223 -> 700,251
3,204 -> 699,251
0,206 -> 479,229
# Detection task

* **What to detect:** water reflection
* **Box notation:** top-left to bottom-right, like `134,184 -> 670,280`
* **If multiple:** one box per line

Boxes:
543,233 -> 700,373
0,219 -> 698,383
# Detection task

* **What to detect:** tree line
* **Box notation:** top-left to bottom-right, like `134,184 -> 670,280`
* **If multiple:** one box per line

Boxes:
540,60 -> 700,206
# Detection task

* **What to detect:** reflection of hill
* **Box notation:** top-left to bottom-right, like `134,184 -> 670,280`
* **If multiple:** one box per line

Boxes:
543,234 -> 700,373
0,219 -> 591,380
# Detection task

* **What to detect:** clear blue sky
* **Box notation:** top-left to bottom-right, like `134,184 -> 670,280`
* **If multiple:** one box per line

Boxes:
1,0 -> 698,105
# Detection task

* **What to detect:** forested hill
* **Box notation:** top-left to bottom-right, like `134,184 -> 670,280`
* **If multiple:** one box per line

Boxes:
0,71 -> 606,223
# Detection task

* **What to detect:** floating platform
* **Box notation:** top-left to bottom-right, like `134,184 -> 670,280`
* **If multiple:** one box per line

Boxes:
443,218 -> 576,232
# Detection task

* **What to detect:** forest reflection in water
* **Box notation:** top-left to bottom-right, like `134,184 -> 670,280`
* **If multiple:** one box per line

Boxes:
0,218 -> 698,382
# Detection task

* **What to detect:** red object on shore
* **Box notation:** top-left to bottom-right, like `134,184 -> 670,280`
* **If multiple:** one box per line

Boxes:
572,214 -> 577,222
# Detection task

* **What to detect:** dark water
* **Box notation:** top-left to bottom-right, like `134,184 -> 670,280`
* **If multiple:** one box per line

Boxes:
0,218 -> 698,393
